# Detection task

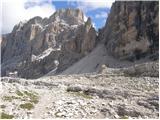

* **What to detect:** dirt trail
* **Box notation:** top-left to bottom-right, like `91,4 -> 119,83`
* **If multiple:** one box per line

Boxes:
32,90 -> 53,118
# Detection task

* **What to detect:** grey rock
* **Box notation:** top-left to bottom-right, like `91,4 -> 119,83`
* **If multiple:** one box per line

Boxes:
117,104 -> 142,117
137,100 -> 155,110
122,61 -> 159,77
99,1 -> 159,60
67,86 -> 82,92
1,8 -> 97,79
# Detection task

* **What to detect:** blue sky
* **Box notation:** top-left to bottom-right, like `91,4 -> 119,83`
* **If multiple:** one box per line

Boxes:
1,0 -> 114,33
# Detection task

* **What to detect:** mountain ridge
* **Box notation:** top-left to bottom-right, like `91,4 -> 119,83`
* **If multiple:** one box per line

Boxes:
1,8 -> 97,78
1,1 -> 159,79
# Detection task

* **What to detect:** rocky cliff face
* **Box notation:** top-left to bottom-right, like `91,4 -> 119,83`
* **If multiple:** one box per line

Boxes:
1,8 -> 97,78
100,1 -> 159,61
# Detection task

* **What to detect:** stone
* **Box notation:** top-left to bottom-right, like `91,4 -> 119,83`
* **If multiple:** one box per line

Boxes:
117,104 -> 143,117
67,86 -> 82,92
122,61 -> 159,77
137,100 -> 154,110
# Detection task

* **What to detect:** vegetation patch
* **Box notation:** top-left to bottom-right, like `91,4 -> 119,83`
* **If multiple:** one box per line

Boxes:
24,91 -> 39,104
119,115 -> 129,119
16,90 -> 23,96
54,111 -> 64,118
0,112 -> 14,119
0,105 -> 6,109
54,111 -> 60,117
19,102 -> 34,110
24,91 -> 37,98
2,96 -> 21,102
69,92 -> 92,99
30,98 -> 39,104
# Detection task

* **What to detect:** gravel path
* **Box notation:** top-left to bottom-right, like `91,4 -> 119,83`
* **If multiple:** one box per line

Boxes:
32,90 -> 53,118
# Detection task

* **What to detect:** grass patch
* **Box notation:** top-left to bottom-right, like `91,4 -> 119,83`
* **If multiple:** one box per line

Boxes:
24,91 -> 37,98
119,115 -> 129,119
19,102 -> 34,110
0,105 -> 6,109
70,92 -> 92,99
54,111 -> 64,118
30,98 -> 39,104
2,96 -> 21,102
24,91 -> 39,104
0,112 -> 14,119
54,111 -> 60,117
16,90 -> 23,96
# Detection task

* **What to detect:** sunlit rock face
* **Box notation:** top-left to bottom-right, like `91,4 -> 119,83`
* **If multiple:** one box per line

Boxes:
100,1 -> 159,61
1,8 -> 97,79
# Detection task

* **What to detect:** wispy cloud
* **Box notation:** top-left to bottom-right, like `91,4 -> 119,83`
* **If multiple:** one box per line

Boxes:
70,0 -> 114,12
95,11 -> 108,19
24,0 -> 53,9
1,0 -> 55,34
92,22 -> 96,29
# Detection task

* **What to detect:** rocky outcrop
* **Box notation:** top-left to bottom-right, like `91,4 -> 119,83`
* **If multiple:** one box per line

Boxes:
99,61 -> 159,77
122,61 -> 159,77
100,1 -> 159,61
1,8 -> 97,78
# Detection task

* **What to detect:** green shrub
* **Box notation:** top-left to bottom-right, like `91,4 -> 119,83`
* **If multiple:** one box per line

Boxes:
2,96 -> 20,102
70,92 -> 92,99
119,115 -> 129,119
30,98 -> 39,104
0,105 -> 6,109
24,91 -> 37,98
16,90 -> 23,96
19,102 -> 34,110
1,112 -> 14,119
24,91 -> 39,104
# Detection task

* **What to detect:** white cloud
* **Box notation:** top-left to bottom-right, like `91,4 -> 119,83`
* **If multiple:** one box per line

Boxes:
92,22 -> 96,29
95,11 -> 108,19
76,0 -> 115,12
1,0 -> 55,34
0,1 -> 2,34
84,14 -> 88,22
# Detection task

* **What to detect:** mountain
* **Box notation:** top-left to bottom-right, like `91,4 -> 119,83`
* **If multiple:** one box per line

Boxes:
57,1 -> 159,75
99,1 -> 159,61
1,2 -> 159,79
1,2 -> 159,78
0,1 -> 159,119
1,8 -> 97,78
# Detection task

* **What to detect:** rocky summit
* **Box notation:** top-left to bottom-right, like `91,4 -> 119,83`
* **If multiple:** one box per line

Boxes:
0,1 -> 159,119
